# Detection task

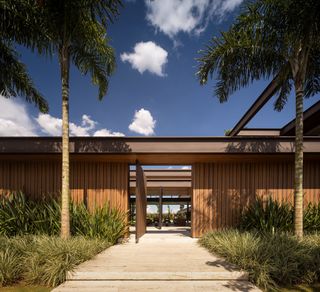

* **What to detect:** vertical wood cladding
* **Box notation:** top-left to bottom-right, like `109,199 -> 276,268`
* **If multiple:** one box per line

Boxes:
192,160 -> 320,237
0,160 -> 128,213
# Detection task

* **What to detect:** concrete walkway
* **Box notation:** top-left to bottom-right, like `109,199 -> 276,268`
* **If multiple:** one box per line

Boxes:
53,227 -> 261,292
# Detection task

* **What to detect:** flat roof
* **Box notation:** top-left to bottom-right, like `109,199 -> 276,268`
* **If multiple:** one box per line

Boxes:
0,136 -> 319,154
0,137 -> 320,165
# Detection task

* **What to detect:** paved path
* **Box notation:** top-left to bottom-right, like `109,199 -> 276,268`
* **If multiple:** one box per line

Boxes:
53,227 -> 261,291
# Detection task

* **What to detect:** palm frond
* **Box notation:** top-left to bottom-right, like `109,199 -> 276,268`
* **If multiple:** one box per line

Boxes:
304,49 -> 320,98
0,42 -> 48,113
0,0 -> 52,55
273,64 -> 292,111
197,0 -> 320,104
71,19 -> 115,100
197,26 -> 284,102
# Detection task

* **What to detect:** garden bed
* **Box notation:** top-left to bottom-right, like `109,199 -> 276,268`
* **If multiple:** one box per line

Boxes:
0,235 -> 111,288
199,230 -> 320,291
0,193 -> 128,289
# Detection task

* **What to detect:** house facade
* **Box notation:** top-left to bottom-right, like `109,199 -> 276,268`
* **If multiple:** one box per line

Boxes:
0,134 -> 319,237
1,87 -> 320,238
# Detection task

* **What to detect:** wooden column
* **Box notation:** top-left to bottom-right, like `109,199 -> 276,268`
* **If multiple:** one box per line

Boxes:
135,161 -> 147,243
159,188 -> 163,229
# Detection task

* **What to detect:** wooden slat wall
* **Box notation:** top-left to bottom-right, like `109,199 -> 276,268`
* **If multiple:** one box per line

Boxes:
192,160 -> 320,237
135,162 -> 147,243
0,160 -> 129,213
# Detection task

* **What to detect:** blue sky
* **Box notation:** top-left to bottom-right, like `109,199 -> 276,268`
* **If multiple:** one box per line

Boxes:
1,0 -> 319,137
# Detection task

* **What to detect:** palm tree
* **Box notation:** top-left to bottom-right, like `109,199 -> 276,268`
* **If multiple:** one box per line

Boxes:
0,0 -> 48,112
197,0 -> 320,237
37,0 -> 122,239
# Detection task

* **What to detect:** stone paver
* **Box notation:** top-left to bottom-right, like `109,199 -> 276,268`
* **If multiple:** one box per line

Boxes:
53,227 -> 261,292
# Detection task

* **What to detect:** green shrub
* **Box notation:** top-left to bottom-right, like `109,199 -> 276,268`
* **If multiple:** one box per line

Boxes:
304,203 -> 320,232
71,203 -> 128,244
240,197 -> 320,233
0,235 -> 110,287
199,230 -> 320,291
0,192 -> 127,243
0,246 -> 23,286
0,193 -> 60,236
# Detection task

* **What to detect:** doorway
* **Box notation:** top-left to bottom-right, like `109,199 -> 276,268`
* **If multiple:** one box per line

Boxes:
129,164 -> 192,242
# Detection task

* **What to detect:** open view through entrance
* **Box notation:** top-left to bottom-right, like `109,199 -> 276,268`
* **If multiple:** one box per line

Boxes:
129,163 -> 192,242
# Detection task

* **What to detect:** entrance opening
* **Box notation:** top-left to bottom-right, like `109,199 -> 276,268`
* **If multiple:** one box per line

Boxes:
129,165 -> 192,241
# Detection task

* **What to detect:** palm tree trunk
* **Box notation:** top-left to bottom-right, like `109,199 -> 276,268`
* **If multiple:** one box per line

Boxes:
60,45 -> 70,239
294,80 -> 304,238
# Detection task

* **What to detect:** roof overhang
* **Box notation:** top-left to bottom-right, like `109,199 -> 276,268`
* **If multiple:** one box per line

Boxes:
0,136 -> 320,165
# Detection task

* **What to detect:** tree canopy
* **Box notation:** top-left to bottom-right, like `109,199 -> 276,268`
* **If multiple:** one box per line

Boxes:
197,0 -> 320,110
38,0 -> 122,100
0,0 -> 49,112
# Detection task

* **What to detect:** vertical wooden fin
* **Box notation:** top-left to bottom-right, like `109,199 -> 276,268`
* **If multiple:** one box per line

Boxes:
135,161 -> 147,243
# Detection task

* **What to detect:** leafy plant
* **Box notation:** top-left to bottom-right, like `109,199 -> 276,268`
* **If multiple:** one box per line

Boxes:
304,203 -> 320,232
240,197 -> 320,233
0,247 -> 23,286
0,235 -> 110,287
0,192 -> 127,243
71,203 -> 128,244
240,197 -> 294,233
0,192 -> 60,236
200,230 -> 320,290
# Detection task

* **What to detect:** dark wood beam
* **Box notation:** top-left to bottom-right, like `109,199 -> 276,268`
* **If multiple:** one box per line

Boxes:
228,78 -> 279,136
281,100 -> 320,136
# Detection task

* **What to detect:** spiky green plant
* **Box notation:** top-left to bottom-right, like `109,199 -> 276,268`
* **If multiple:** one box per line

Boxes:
71,203 -> 128,244
0,192 -> 60,236
240,197 -> 294,233
304,203 -> 320,232
0,235 -> 110,287
0,247 -> 23,286
240,197 -> 320,233
0,192 -> 127,243
200,230 -> 320,290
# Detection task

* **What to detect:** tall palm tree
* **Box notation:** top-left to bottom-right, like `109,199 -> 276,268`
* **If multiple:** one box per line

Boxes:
0,0 -> 48,112
197,0 -> 320,237
38,0 -> 122,239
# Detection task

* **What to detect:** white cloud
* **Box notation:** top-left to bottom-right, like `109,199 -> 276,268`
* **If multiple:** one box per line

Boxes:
129,108 -> 156,136
93,129 -> 125,137
145,0 -> 243,38
0,97 -> 124,137
36,114 -> 90,136
181,166 -> 191,170
82,114 -> 97,130
36,114 -> 125,137
121,41 -> 168,76
0,97 -> 37,136
36,114 -> 62,136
